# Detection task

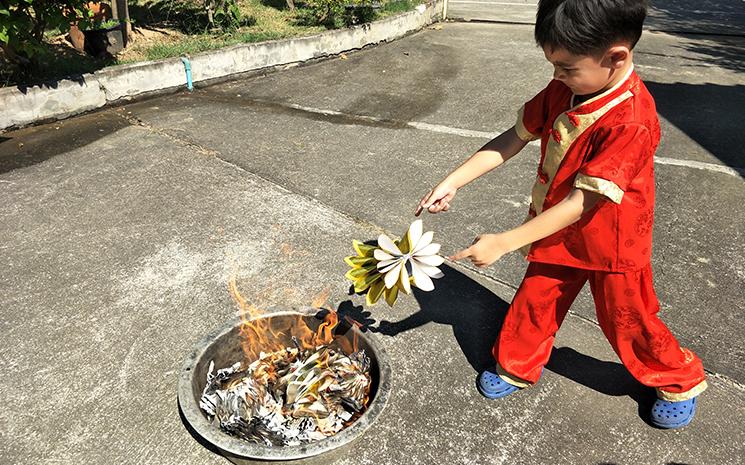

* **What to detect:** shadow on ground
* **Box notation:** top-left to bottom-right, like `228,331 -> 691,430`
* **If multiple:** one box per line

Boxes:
547,347 -> 656,424
647,81 -> 745,175
340,264 -> 509,371
0,110 -> 131,174
338,264 -> 658,422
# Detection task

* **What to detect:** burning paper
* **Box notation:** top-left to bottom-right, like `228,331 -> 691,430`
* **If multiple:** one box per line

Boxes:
202,279 -> 371,446
344,219 -> 444,306
200,343 -> 371,446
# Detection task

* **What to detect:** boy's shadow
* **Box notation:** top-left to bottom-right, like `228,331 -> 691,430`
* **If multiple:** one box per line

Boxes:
348,264 -> 510,372
338,263 -> 655,423
547,347 -> 656,425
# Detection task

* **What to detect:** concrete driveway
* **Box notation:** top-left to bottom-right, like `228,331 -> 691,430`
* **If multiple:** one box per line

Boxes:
1,20 -> 743,465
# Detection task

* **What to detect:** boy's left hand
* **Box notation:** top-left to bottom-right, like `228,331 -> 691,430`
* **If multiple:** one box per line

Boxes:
449,233 -> 512,268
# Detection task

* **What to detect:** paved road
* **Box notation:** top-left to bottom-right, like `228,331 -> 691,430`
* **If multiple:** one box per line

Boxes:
447,0 -> 745,36
1,21 -> 743,465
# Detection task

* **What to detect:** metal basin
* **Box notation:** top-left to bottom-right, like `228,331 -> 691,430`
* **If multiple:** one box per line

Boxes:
177,307 -> 392,464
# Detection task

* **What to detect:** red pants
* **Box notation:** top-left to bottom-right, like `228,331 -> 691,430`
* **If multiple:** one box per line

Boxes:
494,262 -> 707,400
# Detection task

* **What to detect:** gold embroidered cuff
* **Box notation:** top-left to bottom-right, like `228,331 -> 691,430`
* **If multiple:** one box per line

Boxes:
657,379 -> 708,402
496,364 -> 533,388
573,174 -> 624,204
515,106 -> 541,142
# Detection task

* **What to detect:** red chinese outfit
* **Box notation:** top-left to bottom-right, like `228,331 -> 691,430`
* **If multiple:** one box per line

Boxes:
494,67 -> 707,401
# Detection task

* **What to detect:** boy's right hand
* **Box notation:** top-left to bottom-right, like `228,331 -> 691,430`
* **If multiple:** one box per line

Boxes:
415,183 -> 457,216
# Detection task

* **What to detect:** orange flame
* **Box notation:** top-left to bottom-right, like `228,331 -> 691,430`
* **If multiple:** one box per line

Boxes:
229,276 -> 349,364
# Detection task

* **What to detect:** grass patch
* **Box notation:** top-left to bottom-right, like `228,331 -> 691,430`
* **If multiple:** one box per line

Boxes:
380,0 -> 420,16
140,30 -> 294,60
3,0 -> 423,86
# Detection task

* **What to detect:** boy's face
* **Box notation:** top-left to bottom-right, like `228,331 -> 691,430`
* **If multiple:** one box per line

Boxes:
543,46 -> 628,97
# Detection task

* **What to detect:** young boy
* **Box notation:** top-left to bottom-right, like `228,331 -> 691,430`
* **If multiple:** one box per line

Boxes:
415,0 -> 707,429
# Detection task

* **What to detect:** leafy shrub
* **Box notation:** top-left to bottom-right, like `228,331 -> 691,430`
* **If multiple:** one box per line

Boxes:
295,0 -> 378,29
0,0 -> 94,65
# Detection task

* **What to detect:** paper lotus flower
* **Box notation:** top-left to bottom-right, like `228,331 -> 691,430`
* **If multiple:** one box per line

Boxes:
344,220 -> 444,307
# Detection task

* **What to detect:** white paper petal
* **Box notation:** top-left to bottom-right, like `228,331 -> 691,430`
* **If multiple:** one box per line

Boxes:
413,231 -> 434,253
384,262 -> 403,289
417,263 -> 444,279
399,263 -> 411,294
413,254 -> 445,267
377,234 -> 402,256
378,259 -> 402,273
374,249 -> 394,261
414,242 -> 441,257
410,261 -> 435,291
407,220 -> 423,253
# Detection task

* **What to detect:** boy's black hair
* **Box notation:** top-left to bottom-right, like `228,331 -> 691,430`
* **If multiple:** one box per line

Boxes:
535,0 -> 648,56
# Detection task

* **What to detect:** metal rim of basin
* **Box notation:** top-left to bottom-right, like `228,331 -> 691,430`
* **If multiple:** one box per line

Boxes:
177,306 -> 392,461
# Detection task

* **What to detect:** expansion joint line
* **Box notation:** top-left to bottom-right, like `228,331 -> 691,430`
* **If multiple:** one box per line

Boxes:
115,110 -> 220,157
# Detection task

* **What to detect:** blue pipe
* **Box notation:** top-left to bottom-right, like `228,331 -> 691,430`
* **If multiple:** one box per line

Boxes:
181,57 -> 193,91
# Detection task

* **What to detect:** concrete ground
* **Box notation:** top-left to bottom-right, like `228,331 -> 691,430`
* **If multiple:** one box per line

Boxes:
1,19 -> 744,465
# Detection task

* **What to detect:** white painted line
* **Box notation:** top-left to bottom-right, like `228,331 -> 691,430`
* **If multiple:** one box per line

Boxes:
407,119 -> 743,177
407,121 -> 498,139
653,156 -> 744,177
259,101 -> 744,178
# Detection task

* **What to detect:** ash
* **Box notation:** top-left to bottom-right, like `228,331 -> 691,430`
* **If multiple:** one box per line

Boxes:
199,342 -> 371,446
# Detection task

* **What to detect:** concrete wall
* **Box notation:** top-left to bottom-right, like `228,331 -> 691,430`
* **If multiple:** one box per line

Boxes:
0,1 -> 442,132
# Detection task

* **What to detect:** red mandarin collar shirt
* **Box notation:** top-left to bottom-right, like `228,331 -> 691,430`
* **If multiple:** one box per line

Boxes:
515,67 -> 662,272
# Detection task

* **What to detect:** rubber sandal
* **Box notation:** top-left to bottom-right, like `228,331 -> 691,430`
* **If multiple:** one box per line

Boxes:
650,397 -> 698,429
477,368 -> 521,399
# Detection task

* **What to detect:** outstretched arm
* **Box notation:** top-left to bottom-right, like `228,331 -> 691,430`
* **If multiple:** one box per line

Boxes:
450,188 -> 602,267
416,127 -> 528,215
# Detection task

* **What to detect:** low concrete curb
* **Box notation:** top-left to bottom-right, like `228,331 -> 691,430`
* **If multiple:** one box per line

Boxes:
0,1 -> 442,132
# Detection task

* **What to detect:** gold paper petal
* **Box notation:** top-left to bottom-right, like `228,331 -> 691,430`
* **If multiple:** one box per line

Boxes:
397,234 -> 411,255
399,263 -> 412,294
345,264 -> 376,281
384,285 -> 399,307
354,272 -> 381,293
352,240 -> 377,258
344,255 -> 376,268
407,219 -> 423,252
366,279 -> 386,306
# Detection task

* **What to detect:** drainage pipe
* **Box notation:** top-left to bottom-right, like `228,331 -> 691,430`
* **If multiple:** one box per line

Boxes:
180,56 -> 193,91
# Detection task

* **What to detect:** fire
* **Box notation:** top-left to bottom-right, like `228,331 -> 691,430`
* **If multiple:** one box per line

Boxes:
228,277 -> 342,363
201,276 -> 373,446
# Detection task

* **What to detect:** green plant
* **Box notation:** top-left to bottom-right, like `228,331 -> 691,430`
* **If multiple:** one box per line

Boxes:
206,0 -> 243,30
0,0 -> 94,66
296,0 -> 376,29
89,18 -> 121,29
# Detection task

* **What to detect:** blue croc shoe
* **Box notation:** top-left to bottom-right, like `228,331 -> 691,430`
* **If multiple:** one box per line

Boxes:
477,368 -> 521,399
650,397 -> 698,429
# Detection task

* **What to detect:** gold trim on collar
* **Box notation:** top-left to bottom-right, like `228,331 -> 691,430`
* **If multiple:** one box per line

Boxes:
531,90 -> 634,214
574,174 -> 624,204
569,65 -> 635,111
515,105 -> 541,142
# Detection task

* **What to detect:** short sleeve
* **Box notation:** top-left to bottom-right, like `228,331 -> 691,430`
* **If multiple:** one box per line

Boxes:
574,124 -> 651,204
515,82 -> 553,142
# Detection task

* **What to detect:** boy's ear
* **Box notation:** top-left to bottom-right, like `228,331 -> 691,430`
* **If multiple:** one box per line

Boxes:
605,46 -> 631,69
